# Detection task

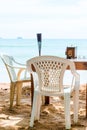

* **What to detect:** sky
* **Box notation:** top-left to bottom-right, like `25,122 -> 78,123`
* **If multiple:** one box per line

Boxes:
0,0 -> 87,39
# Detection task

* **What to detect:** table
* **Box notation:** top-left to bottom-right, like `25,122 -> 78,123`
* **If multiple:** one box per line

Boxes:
73,60 -> 87,70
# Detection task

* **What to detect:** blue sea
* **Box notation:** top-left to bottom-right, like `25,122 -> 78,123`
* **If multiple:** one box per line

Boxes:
0,38 -> 87,83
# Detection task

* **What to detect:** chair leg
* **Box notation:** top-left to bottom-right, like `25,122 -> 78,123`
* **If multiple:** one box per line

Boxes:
73,89 -> 79,123
16,82 -> 22,106
64,92 -> 71,129
10,82 -> 16,109
30,92 -> 38,127
35,94 -> 41,120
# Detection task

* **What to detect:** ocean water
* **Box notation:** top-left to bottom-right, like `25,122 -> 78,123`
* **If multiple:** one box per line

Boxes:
0,38 -> 87,83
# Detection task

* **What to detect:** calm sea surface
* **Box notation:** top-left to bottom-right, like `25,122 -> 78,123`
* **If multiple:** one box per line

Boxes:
0,38 -> 87,83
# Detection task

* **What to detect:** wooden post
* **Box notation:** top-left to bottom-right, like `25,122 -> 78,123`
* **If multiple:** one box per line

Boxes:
37,33 -> 42,56
45,96 -> 49,105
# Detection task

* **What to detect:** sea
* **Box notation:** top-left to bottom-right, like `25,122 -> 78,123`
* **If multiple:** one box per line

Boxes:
0,38 -> 87,84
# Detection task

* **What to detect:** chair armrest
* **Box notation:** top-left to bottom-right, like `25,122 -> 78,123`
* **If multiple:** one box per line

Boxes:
31,72 -> 39,89
12,58 -> 26,66
6,63 -> 31,81
6,63 -> 26,69
69,61 -> 80,90
17,68 -> 26,80
71,71 -> 80,90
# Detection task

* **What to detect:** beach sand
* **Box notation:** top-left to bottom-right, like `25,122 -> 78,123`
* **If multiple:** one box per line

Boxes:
0,83 -> 87,130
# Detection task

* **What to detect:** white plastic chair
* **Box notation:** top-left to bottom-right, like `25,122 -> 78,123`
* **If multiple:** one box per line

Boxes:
1,54 -> 33,109
26,55 -> 80,129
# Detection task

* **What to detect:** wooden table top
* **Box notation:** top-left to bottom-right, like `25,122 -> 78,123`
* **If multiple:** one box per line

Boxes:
68,59 -> 87,70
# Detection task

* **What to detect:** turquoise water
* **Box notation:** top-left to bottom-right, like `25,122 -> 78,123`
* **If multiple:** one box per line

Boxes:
0,38 -> 87,83
0,38 -> 87,62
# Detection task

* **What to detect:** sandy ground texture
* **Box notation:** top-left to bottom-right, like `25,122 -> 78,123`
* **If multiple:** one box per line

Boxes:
0,83 -> 87,130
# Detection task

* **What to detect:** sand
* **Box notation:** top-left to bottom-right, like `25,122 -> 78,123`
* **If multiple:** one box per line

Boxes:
0,83 -> 87,130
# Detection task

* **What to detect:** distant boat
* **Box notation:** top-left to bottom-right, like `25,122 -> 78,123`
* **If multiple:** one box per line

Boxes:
17,37 -> 23,39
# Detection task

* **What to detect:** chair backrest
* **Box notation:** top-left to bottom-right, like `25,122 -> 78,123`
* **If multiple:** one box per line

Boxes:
1,54 -> 17,82
27,56 -> 76,92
